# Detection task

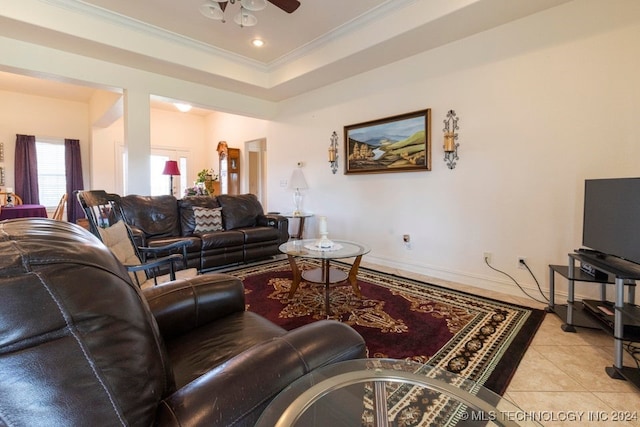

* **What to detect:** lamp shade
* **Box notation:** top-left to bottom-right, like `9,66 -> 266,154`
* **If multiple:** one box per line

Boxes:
241,0 -> 267,11
234,10 -> 257,26
289,169 -> 308,190
200,2 -> 224,20
162,160 -> 181,176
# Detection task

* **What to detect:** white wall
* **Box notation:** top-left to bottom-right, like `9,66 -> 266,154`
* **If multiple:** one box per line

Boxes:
1,0 -> 639,302
90,108 -> 216,194
0,90 -> 90,191
205,112 -> 270,195
261,0 -> 640,299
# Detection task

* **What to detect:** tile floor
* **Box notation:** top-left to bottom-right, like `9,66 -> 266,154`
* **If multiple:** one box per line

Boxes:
365,261 -> 640,427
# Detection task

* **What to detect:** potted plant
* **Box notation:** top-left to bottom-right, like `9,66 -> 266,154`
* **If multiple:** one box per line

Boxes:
185,168 -> 219,196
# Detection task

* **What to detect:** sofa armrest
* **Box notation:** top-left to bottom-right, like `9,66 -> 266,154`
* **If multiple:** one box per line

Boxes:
142,274 -> 245,339
155,320 -> 366,427
258,214 -> 289,243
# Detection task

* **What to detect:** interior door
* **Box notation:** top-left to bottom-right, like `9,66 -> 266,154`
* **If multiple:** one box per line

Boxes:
245,138 -> 267,207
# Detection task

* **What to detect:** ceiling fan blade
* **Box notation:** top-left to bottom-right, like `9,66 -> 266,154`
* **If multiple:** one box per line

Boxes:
267,0 -> 300,13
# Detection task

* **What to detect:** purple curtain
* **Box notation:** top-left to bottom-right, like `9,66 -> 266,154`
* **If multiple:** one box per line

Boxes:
65,139 -> 85,223
14,134 -> 39,204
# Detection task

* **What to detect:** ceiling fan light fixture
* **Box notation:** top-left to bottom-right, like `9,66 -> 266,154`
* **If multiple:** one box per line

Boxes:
199,2 -> 224,20
240,0 -> 267,11
234,10 -> 257,27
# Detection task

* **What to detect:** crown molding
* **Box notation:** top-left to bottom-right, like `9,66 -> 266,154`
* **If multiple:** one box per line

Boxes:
266,0 -> 416,68
41,0 -> 270,71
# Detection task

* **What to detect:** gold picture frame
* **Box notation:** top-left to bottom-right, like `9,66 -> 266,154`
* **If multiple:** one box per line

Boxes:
344,109 -> 431,174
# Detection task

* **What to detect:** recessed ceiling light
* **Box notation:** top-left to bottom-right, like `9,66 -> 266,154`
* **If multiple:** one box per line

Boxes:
252,38 -> 265,47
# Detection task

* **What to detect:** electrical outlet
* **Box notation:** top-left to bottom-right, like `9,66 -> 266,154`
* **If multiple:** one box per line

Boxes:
518,257 -> 527,269
483,252 -> 492,264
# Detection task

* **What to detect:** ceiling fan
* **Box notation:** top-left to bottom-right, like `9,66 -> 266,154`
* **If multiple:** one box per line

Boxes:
257,0 -> 300,14
200,0 -> 300,27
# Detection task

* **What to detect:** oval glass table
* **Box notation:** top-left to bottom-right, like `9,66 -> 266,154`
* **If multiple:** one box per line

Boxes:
278,239 -> 370,317
257,358 -> 542,427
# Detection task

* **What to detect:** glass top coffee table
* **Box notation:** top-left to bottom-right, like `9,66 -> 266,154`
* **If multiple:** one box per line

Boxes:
278,239 -> 370,317
256,358 -> 542,427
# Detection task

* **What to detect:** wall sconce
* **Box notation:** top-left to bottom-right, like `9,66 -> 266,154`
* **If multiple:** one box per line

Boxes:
328,131 -> 339,174
443,110 -> 460,169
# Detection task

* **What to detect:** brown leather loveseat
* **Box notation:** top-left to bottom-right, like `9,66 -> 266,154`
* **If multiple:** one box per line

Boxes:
117,193 -> 289,272
0,218 -> 366,426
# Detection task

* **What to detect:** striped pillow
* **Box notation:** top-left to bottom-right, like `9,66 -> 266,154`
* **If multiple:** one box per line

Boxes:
193,207 -> 224,233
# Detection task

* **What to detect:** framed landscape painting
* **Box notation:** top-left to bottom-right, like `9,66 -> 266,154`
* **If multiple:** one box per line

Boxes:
344,109 -> 431,174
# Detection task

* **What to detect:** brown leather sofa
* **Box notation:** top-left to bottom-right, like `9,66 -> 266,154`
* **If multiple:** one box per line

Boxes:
118,193 -> 289,272
0,218 -> 366,426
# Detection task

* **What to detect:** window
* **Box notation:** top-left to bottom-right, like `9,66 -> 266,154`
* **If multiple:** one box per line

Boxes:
150,149 -> 189,197
116,146 -> 189,196
36,139 -> 66,208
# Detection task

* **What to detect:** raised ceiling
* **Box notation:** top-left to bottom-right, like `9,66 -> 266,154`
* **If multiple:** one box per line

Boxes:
0,0 -> 573,102
80,0 -> 392,64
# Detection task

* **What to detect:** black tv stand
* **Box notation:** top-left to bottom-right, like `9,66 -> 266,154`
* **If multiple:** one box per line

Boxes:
550,252 -> 640,389
575,248 -> 607,259
581,299 -> 640,340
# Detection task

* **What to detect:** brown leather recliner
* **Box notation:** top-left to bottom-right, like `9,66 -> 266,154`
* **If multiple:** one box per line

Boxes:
0,218 -> 366,426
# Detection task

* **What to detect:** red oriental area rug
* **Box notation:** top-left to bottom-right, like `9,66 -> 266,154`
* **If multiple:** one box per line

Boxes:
230,258 -> 545,396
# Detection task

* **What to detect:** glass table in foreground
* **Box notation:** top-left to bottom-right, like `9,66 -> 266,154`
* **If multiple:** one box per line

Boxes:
278,239 -> 370,317
257,358 -> 541,427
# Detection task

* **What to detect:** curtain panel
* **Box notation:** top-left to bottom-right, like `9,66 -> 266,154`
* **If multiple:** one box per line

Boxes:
14,134 -> 39,204
65,139 -> 85,224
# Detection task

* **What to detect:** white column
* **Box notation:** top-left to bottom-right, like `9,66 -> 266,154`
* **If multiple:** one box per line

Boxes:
123,89 -> 151,195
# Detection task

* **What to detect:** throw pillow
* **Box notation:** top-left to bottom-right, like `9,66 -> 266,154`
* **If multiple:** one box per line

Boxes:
193,207 -> 223,233
98,220 -> 146,285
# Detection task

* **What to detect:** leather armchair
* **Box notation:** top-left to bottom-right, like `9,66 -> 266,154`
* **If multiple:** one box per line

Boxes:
0,218 -> 366,426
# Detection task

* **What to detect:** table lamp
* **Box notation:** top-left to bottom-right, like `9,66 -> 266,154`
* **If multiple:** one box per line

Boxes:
162,160 -> 181,196
288,168 -> 308,216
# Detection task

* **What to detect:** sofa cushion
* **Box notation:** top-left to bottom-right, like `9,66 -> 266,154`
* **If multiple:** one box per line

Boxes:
178,196 -> 221,236
120,195 -> 181,238
217,194 -> 264,230
193,207 -> 224,233
200,230 -> 245,250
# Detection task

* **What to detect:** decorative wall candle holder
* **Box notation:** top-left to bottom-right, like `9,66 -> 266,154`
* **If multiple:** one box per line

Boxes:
328,131 -> 338,174
443,110 -> 460,169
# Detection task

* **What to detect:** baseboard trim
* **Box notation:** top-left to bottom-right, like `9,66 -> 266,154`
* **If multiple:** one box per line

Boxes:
362,255 -> 561,304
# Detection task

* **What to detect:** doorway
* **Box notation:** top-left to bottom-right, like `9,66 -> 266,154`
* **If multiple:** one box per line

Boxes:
245,138 -> 267,208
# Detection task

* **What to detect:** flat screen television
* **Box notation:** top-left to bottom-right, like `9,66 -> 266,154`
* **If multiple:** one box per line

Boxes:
582,178 -> 640,265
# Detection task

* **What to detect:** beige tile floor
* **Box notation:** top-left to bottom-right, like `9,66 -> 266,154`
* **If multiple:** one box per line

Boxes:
364,261 -> 640,427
